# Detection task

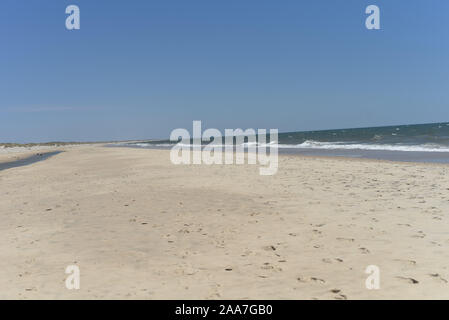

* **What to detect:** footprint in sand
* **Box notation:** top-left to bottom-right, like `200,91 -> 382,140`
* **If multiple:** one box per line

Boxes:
429,273 -> 448,283
396,276 -> 419,284
310,277 -> 325,284
261,263 -> 274,270
397,223 -> 411,227
411,231 -> 426,239
394,259 -> 416,266
430,241 -> 442,247
359,247 -> 370,254
297,276 -> 326,284
336,237 -> 355,242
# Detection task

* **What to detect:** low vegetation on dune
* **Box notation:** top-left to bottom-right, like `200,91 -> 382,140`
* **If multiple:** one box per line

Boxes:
0,142 -> 95,148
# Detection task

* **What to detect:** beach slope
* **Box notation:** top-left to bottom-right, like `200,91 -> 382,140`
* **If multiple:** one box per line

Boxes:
1,146 -> 449,299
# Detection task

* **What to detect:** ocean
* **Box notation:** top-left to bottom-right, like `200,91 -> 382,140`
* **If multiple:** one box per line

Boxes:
122,122 -> 449,164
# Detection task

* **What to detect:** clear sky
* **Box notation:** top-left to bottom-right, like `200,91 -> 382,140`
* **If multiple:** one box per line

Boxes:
1,0 -> 448,142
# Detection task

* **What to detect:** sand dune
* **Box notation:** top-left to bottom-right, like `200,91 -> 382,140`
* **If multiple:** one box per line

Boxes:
1,145 -> 449,299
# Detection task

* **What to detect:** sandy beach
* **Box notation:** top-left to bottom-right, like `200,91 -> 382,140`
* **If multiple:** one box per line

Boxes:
1,145 -> 449,299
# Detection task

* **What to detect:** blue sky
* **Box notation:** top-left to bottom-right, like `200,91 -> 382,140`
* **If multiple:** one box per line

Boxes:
1,0 -> 448,142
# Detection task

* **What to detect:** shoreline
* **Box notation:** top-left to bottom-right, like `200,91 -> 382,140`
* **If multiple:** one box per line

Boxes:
3,139 -> 449,168
2,143 -> 449,174
109,144 -> 449,168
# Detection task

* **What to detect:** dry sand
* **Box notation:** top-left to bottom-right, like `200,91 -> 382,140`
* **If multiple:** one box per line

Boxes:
1,145 -> 449,299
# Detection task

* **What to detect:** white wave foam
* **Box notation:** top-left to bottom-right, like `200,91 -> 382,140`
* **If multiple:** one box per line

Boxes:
131,143 -> 174,148
280,140 -> 449,152
128,140 -> 449,153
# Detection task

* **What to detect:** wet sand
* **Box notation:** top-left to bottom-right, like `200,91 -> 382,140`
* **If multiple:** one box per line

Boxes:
1,145 -> 449,299
0,152 -> 62,171
279,148 -> 449,164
